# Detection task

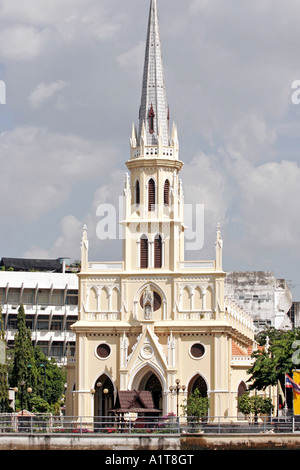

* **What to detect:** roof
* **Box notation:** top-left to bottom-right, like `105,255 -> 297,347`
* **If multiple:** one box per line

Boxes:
232,342 -> 247,356
111,390 -> 161,414
1,257 -> 62,272
138,0 -> 169,146
15,409 -> 35,417
232,342 -> 265,356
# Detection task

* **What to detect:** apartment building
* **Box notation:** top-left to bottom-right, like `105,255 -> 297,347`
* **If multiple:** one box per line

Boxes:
0,257 -> 78,364
225,271 -> 293,332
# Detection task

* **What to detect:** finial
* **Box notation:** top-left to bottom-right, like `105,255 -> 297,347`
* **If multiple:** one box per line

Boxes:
81,224 -> 88,248
130,123 -> 137,148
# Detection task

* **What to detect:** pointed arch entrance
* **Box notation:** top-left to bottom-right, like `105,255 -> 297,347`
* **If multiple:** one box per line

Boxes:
94,373 -> 114,418
188,373 -> 208,397
131,366 -> 163,415
187,373 -> 209,418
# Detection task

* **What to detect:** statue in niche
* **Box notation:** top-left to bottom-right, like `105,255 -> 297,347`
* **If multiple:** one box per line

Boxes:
143,286 -> 154,320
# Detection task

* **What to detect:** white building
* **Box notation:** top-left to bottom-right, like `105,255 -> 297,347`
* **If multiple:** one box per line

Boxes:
225,271 -> 293,332
0,259 -> 78,364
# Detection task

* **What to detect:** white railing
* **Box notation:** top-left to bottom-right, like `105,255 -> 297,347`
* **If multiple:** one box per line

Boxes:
88,262 -> 123,271
225,298 -> 255,339
178,261 -> 215,269
0,414 -> 295,434
178,311 -> 213,320
87,312 -> 120,321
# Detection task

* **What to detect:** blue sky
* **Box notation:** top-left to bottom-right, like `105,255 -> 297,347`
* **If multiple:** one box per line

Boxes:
0,0 -> 300,298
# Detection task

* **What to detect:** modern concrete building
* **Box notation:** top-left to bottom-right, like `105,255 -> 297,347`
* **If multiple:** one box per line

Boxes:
287,302 -> 300,329
225,271 -> 293,332
0,258 -> 78,364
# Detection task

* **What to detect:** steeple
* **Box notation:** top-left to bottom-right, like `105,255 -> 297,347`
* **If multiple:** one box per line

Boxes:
124,0 -> 184,272
138,0 -> 169,146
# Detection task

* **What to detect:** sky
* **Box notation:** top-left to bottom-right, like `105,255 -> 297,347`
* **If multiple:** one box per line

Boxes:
0,0 -> 300,298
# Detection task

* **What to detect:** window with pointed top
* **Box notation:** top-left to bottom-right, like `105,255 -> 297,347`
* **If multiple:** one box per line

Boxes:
135,180 -> 140,205
140,235 -> 149,268
154,235 -> 162,269
148,178 -> 155,211
149,104 -> 155,134
164,179 -> 170,206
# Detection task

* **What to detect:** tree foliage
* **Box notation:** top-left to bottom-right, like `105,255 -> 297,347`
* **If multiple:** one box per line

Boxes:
9,304 -> 65,413
238,393 -> 274,418
0,306 -> 9,412
247,327 -> 300,390
181,388 -> 209,420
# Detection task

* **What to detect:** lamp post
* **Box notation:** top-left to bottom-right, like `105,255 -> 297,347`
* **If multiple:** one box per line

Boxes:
96,381 -> 104,419
103,388 -> 109,424
40,363 -> 46,399
169,379 -> 186,417
13,381 -> 32,415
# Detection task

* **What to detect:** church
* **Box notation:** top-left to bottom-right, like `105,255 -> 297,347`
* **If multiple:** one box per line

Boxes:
66,0 -> 258,420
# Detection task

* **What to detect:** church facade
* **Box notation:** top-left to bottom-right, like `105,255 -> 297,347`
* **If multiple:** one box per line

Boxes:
66,0 -> 257,419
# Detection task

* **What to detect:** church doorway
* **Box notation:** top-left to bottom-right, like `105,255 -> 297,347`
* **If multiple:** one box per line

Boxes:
189,374 -> 208,397
188,374 -> 209,418
237,381 -> 248,418
94,374 -> 114,419
136,370 -> 163,414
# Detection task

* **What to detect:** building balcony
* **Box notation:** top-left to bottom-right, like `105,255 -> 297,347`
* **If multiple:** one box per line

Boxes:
6,328 -> 76,342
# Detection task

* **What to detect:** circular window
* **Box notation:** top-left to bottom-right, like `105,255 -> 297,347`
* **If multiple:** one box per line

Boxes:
96,343 -> 111,359
190,343 -> 205,359
140,291 -> 161,311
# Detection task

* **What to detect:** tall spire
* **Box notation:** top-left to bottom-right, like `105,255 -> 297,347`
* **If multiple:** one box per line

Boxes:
138,0 -> 169,146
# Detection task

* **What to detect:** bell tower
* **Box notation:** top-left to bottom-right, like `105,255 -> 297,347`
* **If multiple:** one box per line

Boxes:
122,0 -> 184,272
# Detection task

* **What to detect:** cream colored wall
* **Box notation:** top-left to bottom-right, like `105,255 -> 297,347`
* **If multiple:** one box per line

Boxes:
70,151 -> 256,420
124,162 -> 184,272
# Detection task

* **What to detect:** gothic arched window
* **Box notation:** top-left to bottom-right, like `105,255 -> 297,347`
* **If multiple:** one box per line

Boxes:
148,178 -> 155,211
164,179 -> 170,206
154,235 -> 162,268
140,235 -> 149,268
135,180 -> 140,205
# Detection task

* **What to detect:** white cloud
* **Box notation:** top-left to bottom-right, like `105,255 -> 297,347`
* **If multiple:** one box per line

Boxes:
0,0 -> 121,62
23,214 -> 83,260
0,0 -> 300,293
28,80 -> 69,108
22,169 -> 126,261
235,159 -> 300,248
0,25 -> 50,61
0,126 -> 118,221
117,42 -> 145,71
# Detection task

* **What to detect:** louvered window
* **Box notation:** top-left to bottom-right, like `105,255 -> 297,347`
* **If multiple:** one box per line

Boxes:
164,180 -> 170,206
148,178 -> 155,211
154,235 -> 162,268
140,236 -> 148,268
149,104 -> 155,134
135,180 -> 140,205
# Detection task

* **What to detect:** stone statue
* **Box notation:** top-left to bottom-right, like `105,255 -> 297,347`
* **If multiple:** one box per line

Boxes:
143,286 -> 154,320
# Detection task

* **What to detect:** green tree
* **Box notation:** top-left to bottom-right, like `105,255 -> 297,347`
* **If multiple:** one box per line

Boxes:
33,346 -> 65,412
181,389 -> 209,421
238,393 -> 274,419
0,306 -> 10,412
247,327 -> 300,391
10,304 -> 37,411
